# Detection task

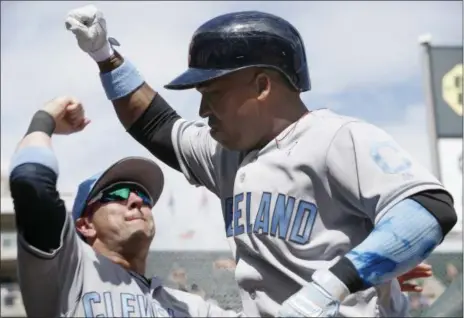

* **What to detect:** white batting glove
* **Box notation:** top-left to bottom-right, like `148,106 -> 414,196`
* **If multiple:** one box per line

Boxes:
65,5 -> 119,62
278,270 -> 350,317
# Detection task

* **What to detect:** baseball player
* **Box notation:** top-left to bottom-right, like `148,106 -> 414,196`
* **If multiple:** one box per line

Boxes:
65,6 -> 458,317
8,97 -> 244,317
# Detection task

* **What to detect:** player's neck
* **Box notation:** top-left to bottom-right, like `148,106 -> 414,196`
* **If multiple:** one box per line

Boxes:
94,241 -> 148,275
260,98 -> 308,148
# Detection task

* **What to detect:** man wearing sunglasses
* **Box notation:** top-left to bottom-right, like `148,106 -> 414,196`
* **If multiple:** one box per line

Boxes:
8,96 -> 244,317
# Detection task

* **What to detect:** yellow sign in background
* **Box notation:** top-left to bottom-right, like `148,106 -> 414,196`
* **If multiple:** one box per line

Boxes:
442,63 -> 463,116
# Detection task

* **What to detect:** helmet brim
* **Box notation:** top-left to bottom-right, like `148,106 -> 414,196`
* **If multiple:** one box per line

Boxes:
164,67 -> 241,90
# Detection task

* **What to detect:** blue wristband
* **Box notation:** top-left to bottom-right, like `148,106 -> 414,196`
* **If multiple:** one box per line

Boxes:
100,60 -> 145,100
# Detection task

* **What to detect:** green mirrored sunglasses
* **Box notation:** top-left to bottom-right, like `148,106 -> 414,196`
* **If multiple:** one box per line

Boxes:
88,185 -> 153,207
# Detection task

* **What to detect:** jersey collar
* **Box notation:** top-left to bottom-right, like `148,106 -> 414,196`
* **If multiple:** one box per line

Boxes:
129,271 -> 163,291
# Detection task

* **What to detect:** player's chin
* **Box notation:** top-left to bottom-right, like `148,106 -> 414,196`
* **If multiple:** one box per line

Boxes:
209,126 -> 221,139
209,129 -> 239,150
126,226 -> 154,242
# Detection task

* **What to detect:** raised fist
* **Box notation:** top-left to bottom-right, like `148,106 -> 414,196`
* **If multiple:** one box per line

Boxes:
65,5 -> 118,61
42,97 -> 90,135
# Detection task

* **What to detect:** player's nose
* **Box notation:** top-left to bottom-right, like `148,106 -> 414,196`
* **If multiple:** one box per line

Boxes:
199,97 -> 212,118
127,192 -> 143,210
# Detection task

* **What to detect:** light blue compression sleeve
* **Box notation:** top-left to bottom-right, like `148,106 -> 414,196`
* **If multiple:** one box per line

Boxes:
345,198 -> 443,288
10,146 -> 59,175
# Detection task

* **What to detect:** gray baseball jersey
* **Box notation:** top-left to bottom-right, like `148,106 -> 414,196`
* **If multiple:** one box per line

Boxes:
171,109 -> 446,317
17,213 -> 244,317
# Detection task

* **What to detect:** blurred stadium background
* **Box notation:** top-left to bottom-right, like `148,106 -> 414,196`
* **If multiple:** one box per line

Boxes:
1,2 -> 462,317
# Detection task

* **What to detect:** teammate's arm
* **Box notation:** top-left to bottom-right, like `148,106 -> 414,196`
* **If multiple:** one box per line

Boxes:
66,5 -> 222,192
9,98 -> 88,316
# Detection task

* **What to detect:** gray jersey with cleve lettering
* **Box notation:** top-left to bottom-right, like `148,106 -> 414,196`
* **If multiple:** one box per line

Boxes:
17,213 -> 244,318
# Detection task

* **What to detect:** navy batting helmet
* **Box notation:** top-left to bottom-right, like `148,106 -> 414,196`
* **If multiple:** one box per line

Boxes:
164,11 -> 311,92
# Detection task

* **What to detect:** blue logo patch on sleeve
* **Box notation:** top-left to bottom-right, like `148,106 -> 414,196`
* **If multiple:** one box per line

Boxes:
370,141 -> 412,174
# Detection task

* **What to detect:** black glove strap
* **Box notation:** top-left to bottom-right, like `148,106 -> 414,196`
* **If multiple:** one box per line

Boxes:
25,110 -> 56,137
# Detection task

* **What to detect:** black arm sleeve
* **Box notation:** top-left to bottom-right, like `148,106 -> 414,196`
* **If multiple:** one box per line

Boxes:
127,93 -> 182,172
9,163 -> 67,253
409,189 -> 457,237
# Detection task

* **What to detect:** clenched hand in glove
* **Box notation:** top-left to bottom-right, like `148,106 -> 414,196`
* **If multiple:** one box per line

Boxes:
65,5 -> 119,62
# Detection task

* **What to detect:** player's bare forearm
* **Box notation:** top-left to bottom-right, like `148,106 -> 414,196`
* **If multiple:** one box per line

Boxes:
112,83 -> 156,129
15,132 -> 52,152
98,51 -> 157,129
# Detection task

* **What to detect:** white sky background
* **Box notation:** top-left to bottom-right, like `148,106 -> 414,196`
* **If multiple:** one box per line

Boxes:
1,1 -> 462,250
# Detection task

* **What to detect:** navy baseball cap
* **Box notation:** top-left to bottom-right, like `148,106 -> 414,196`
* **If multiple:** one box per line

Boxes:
71,156 -> 164,221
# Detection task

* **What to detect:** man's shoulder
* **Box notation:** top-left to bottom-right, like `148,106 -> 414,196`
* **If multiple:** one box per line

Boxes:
174,119 -> 242,159
308,109 -> 386,139
309,109 -> 364,129
296,109 -> 365,145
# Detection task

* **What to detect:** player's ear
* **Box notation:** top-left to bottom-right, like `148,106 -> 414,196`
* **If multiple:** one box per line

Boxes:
255,72 -> 271,101
75,217 -> 97,240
